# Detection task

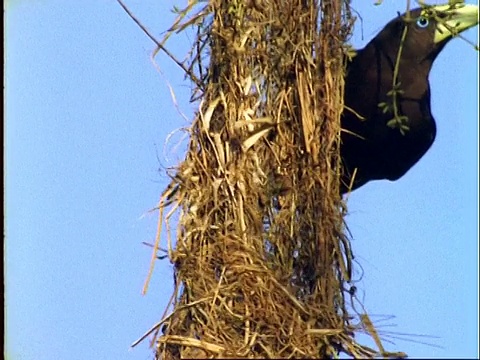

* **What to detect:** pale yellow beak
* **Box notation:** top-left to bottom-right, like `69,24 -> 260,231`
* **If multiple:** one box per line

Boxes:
422,3 -> 479,43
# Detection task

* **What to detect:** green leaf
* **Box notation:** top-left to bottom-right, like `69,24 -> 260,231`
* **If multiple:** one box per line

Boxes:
449,0 -> 465,5
386,119 -> 397,128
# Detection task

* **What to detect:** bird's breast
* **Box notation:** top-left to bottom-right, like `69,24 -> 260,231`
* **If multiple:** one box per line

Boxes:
341,93 -> 437,182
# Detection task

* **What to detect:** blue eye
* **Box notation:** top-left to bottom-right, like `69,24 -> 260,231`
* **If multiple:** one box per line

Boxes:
416,16 -> 429,28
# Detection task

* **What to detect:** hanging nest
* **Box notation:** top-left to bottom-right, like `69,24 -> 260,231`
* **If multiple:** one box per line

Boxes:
130,0 -> 407,358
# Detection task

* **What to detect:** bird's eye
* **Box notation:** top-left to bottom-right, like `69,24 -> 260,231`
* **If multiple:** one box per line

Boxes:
416,16 -> 429,28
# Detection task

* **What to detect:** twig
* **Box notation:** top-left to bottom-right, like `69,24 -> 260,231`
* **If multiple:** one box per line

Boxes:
142,195 -> 165,295
116,0 -> 202,88
131,320 -> 163,348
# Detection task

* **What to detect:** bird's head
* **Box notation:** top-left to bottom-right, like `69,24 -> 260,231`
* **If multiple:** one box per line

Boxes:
373,3 -> 478,64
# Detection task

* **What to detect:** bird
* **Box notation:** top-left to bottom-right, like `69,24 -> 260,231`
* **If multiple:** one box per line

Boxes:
340,3 -> 479,194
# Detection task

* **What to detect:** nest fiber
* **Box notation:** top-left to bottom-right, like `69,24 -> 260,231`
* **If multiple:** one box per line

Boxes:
140,0 -> 405,358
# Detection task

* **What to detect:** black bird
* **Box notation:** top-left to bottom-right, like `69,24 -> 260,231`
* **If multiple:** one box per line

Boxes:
341,3 -> 479,193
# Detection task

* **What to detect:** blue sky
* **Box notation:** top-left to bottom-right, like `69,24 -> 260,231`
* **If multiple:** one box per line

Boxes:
5,1 -> 478,359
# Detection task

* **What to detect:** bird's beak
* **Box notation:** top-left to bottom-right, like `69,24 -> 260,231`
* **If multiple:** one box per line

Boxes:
425,3 -> 479,44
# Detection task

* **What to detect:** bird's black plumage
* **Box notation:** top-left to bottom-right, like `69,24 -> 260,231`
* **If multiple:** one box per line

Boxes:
340,4 -> 479,193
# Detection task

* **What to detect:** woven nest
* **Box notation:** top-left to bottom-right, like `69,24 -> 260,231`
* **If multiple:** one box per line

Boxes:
132,0 -> 408,358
